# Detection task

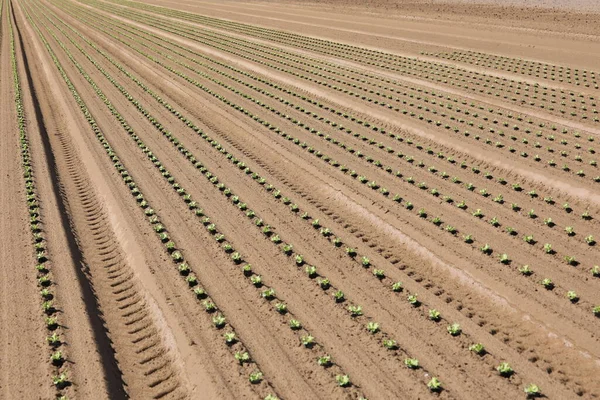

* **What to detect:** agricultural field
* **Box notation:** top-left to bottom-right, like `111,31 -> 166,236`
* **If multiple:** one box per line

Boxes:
1,0 -> 599,398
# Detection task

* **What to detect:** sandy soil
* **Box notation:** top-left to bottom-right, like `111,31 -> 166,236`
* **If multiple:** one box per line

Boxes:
2,0 -> 599,398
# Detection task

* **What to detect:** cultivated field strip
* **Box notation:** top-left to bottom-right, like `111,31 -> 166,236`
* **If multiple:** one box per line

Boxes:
29,4 -> 454,397
6,3 -> 69,396
39,0 -> 600,396
94,0 -> 600,125
64,0 -> 600,325
12,1 -> 197,398
422,50 -> 599,90
57,0 -> 600,340
23,1 -> 393,397
73,0 -> 600,198
5,0 -> 600,398
44,0 -> 600,396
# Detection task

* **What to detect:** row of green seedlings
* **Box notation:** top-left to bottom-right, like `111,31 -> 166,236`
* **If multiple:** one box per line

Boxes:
85,0 -> 600,323
7,5 -> 69,396
110,10 -> 597,161
30,9 -> 367,396
119,26 -> 600,258
421,51 -> 599,89
47,9 -> 557,395
93,21 -> 599,289
123,0 -> 596,117
94,9 -> 599,181
90,17 -> 600,316
23,9 -> 283,399
38,9 -> 455,393
81,0 -> 600,182
70,5 -> 600,245
108,0 -> 596,122
120,11 -> 600,171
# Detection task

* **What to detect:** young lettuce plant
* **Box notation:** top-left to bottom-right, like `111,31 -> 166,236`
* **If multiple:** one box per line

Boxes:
336,375 -> 351,387
566,291 -> 579,302
541,278 -> 554,290
427,377 -> 442,392
497,362 -> 514,377
301,335 -> 315,348
524,383 -> 541,398
318,354 -> 332,367
249,371 -> 263,384
50,351 -> 64,366
348,305 -> 363,317
235,351 -> 250,364
224,332 -> 237,345
428,309 -> 441,322
469,343 -> 486,355
289,319 -> 302,330
366,322 -> 380,334
447,323 -> 462,336
404,358 -> 419,369
407,293 -> 419,306
519,265 -> 533,276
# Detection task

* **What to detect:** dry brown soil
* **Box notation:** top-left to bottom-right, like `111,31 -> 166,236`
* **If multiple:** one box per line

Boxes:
1,0 -> 599,399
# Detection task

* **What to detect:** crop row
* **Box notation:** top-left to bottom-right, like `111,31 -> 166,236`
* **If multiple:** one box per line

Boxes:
73,1 -> 600,186
7,4 -> 70,396
422,51 -> 599,90
22,4 -> 288,398
98,0 -> 599,123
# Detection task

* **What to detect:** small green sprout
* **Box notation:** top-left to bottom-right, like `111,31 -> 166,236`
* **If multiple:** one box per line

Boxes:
333,290 -> 345,302
318,354 -> 332,367
407,293 -> 419,306
224,332 -> 237,344
524,383 -> 541,398
447,323 -> 462,336
301,335 -> 315,347
336,375 -> 351,387
289,319 -> 301,330
249,371 -> 263,384
469,343 -> 485,355
348,305 -> 363,317
428,309 -> 441,322
404,358 -> 419,369
541,278 -> 554,289
366,322 -> 379,334
519,265 -> 533,276
497,362 -> 514,377
235,351 -> 250,364
427,377 -> 442,392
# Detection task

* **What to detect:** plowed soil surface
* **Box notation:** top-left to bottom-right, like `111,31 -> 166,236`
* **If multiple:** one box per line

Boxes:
1,0 -> 599,399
